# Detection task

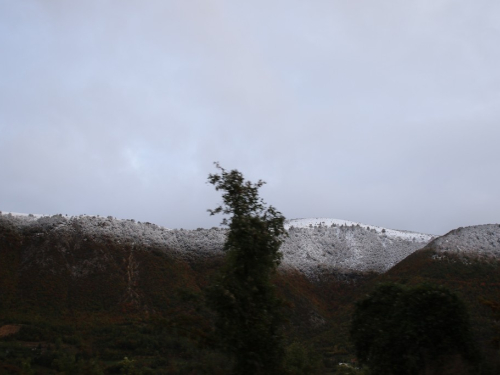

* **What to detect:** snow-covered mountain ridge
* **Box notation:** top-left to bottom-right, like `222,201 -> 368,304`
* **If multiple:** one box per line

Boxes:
285,218 -> 434,242
282,218 -> 435,275
1,211 -> 436,277
427,224 -> 500,258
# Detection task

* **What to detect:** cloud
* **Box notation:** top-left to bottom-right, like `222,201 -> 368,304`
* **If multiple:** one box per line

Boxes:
1,1 -> 499,234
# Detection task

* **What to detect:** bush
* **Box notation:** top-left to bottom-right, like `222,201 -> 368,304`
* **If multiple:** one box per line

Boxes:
350,283 -> 477,375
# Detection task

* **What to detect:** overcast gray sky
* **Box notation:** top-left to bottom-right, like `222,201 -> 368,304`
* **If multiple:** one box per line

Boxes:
1,1 -> 499,234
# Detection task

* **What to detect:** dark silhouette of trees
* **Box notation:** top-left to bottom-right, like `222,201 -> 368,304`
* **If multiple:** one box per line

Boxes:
206,163 -> 288,375
350,283 -> 477,375
482,299 -> 500,349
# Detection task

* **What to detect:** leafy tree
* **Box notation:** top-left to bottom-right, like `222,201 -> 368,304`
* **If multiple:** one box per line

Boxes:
350,283 -> 477,375
482,299 -> 500,350
207,163 -> 288,375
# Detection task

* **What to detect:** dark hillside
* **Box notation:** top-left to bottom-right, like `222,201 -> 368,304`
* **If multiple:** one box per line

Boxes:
0,214 -> 374,373
0,215 -> 204,314
0,214 -> 359,326
378,247 -> 500,372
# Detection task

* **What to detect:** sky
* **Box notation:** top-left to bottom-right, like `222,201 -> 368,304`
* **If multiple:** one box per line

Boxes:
1,1 -> 500,235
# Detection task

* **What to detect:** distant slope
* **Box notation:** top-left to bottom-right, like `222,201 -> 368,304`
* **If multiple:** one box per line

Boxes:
282,218 -> 435,276
0,211 -> 226,258
285,218 -> 433,241
0,212 -> 435,277
0,211 -> 367,341
368,225 -> 500,369
426,224 -> 500,258
0,212 -> 209,314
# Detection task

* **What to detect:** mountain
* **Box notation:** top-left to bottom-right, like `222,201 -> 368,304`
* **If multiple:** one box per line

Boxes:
376,224 -> 500,372
0,211 -> 221,314
0,211 -> 377,372
1,211 -> 498,373
0,212 -> 435,278
282,218 -> 434,276
426,224 -> 500,258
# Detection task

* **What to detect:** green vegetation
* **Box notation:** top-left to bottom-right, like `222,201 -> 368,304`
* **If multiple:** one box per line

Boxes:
350,282 -> 478,375
0,314 -> 231,374
283,341 -> 323,374
206,163 -> 288,374
481,300 -> 500,350
379,248 -> 500,372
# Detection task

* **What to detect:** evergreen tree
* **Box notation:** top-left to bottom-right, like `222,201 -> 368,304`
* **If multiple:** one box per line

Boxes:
207,163 -> 287,375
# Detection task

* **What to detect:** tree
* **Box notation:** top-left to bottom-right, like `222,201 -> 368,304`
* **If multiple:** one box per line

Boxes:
350,283 -> 477,375
482,299 -> 500,350
206,163 -> 287,375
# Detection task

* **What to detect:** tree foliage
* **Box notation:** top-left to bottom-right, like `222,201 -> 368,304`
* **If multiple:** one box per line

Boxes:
350,283 -> 477,375
482,299 -> 500,350
206,163 -> 288,375
283,342 -> 323,375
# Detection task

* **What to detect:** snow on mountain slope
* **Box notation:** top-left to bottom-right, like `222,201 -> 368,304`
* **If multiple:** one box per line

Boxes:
282,219 -> 435,276
286,218 -> 434,242
0,212 -> 224,259
427,224 -> 500,258
0,211 -> 436,277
